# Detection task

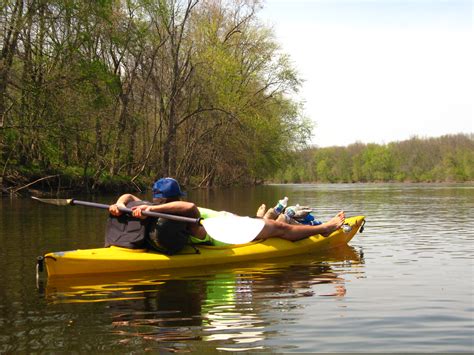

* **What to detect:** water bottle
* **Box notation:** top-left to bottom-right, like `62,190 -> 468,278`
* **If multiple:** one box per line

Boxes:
299,213 -> 322,226
285,206 -> 296,218
274,197 -> 288,215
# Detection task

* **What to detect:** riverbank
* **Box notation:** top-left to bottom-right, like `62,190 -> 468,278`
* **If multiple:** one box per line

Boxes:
0,171 -> 148,197
3,134 -> 472,197
2,169 -> 473,198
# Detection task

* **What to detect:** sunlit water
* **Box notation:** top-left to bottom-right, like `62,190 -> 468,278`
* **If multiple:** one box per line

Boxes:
1,183 -> 473,352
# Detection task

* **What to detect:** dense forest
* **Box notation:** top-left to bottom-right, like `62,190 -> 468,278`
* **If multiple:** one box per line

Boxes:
273,134 -> 474,183
1,0 -> 310,194
1,1 -> 472,195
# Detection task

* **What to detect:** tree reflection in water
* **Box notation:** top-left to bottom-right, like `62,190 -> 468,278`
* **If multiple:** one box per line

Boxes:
44,245 -> 364,352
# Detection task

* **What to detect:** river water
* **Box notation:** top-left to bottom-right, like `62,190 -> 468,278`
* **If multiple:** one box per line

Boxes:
0,183 -> 473,352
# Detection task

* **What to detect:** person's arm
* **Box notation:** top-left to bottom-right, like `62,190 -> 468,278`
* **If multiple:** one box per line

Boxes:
131,201 -> 208,239
132,201 -> 199,218
109,194 -> 140,216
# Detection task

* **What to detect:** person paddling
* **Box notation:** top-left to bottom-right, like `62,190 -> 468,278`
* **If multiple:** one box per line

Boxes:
107,178 -> 205,254
108,178 -> 346,254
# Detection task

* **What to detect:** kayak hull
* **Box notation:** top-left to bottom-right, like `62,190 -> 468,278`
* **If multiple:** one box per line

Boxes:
43,216 -> 365,277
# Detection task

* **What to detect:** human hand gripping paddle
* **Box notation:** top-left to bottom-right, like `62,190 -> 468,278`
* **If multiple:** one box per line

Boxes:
31,197 -> 264,244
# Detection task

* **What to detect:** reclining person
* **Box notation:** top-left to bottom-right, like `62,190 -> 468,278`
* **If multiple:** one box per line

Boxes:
108,178 -> 345,253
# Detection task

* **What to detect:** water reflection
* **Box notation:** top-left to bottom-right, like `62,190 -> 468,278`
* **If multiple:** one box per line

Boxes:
43,246 -> 363,351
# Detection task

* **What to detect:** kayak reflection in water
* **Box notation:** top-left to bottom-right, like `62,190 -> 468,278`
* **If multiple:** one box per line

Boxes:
108,178 -> 345,254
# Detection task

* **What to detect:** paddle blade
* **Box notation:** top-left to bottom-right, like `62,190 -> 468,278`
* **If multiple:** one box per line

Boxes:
201,215 -> 265,245
31,197 -> 74,206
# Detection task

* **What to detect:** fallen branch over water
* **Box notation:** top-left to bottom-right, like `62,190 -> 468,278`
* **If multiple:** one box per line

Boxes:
9,175 -> 59,194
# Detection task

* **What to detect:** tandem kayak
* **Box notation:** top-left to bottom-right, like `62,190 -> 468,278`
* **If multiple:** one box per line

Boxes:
39,215 -> 365,278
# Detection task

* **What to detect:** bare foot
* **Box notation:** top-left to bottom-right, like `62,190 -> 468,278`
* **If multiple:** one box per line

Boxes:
322,211 -> 345,236
256,204 -> 266,218
276,213 -> 288,223
264,207 -> 278,220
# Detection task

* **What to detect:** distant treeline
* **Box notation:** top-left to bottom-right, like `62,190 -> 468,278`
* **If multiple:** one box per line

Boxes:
273,134 -> 474,183
1,0 -> 310,193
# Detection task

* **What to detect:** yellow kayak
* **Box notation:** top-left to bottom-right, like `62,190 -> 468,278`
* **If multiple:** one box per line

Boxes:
44,244 -> 363,302
40,216 -> 365,278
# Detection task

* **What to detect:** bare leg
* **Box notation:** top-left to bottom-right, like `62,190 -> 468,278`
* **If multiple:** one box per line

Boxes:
255,211 -> 345,241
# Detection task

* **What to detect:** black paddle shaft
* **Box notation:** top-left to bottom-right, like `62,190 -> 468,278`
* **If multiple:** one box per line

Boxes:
71,199 -> 202,224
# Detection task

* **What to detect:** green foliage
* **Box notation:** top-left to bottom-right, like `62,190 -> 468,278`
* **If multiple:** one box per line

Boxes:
359,144 -> 394,181
1,0 -> 310,191
272,134 -> 474,183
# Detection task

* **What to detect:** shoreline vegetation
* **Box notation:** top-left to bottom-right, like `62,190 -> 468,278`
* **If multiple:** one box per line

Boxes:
1,2 -> 473,196
1,0 -> 311,195
272,134 -> 474,184
2,134 -> 473,196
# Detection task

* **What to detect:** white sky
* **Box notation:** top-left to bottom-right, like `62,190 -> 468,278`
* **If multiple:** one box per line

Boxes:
259,0 -> 473,147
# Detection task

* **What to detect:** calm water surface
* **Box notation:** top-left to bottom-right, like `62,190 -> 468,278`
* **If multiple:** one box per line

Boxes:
1,183 -> 473,352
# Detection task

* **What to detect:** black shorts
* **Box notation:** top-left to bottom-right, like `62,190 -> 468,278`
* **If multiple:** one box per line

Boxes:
147,218 -> 190,255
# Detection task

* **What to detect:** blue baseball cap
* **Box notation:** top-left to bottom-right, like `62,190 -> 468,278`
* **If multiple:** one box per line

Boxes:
152,178 -> 186,199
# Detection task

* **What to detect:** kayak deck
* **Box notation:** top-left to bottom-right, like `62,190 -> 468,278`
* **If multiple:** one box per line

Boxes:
43,216 -> 365,277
